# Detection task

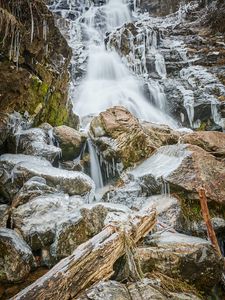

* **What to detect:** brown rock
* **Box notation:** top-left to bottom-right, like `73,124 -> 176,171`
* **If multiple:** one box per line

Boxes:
181,131 -> 225,157
54,125 -> 86,160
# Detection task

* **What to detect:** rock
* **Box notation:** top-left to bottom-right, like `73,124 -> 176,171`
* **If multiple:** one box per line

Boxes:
90,106 -> 178,172
11,176 -> 58,208
129,143 -> 225,205
0,228 -> 35,283
0,154 -> 51,201
0,154 -> 95,200
53,125 -> 86,160
12,195 -> 130,264
9,128 -> 61,163
0,204 -> 9,227
181,131 -> 225,158
139,232 -> 223,290
77,279 -> 202,300
0,0 -> 72,126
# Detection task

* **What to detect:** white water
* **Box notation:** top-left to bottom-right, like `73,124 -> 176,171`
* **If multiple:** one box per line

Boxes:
73,0 -> 176,128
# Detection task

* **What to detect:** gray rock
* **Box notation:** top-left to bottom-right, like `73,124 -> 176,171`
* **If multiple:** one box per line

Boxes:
9,128 -> 61,163
139,232 -> 223,290
0,228 -> 35,283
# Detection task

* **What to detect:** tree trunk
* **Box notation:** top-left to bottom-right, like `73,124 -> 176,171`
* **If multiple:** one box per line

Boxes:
11,205 -> 156,300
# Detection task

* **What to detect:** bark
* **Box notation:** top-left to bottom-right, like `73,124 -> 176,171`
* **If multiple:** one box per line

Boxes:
11,205 -> 156,300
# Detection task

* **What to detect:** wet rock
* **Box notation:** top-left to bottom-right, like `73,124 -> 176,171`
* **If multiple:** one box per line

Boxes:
77,279 -> 202,300
90,106 -> 177,171
140,231 -> 223,290
0,205 -> 9,227
181,131 -> 225,158
129,143 -> 225,205
53,125 -> 86,160
0,228 -> 35,283
0,154 -> 94,200
8,128 -> 61,163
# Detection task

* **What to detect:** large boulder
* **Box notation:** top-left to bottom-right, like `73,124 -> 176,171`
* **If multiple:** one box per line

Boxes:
139,232 -> 223,290
53,125 -> 87,160
90,106 -> 178,172
0,154 -> 94,200
129,143 -> 225,205
0,228 -> 35,283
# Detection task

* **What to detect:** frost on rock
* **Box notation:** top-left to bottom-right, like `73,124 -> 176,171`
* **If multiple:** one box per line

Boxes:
0,228 -> 35,283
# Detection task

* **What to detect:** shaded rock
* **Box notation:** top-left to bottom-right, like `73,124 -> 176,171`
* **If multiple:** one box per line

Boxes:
139,231 -> 223,290
181,131 -> 225,157
129,143 -> 225,205
77,279 -> 202,300
0,154 -> 94,200
0,204 -> 9,227
9,128 -> 61,163
0,228 -> 35,283
53,125 -> 86,160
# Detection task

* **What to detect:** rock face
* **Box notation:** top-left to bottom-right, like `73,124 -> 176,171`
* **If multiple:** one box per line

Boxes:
0,228 -> 35,283
0,0 -> 72,126
54,125 -> 86,160
0,204 -> 9,227
129,143 -> 225,205
140,232 -> 223,290
90,106 -> 179,171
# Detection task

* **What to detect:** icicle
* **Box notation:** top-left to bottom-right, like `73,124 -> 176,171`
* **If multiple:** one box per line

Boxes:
30,3 -> 34,44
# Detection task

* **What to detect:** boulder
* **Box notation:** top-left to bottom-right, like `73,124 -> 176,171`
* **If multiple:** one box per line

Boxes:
0,228 -> 35,283
0,154 -> 95,200
129,143 -> 225,205
90,106 -> 178,172
9,128 -> 61,163
77,279 -> 202,300
53,125 -> 86,160
139,232 -> 223,290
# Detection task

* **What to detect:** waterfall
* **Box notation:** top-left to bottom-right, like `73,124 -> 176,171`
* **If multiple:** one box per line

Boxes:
87,138 -> 103,189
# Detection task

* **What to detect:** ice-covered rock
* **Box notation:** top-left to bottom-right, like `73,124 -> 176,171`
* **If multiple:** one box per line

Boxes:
53,125 -> 87,160
8,128 -> 61,163
0,154 -> 95,200
129,143 -> 225,204
140,231 -> 223,290
0,228 -> 35,283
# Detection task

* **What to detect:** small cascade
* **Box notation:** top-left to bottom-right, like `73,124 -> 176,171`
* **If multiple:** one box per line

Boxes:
87,138 -> 104,189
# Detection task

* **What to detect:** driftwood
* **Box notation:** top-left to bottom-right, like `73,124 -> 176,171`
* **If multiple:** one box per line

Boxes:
11,204 -> 156,300
198,187 -> 222,257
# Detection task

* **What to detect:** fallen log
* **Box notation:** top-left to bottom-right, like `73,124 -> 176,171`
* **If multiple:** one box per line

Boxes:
11,204 -> 156,300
